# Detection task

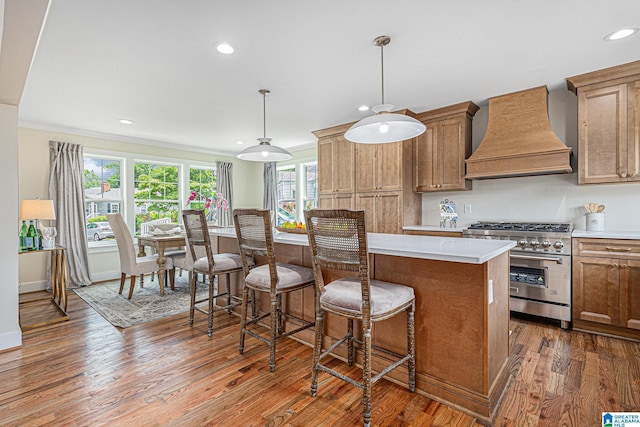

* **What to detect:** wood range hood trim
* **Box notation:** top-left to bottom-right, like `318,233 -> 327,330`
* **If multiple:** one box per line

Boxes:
465,86 -> 572,179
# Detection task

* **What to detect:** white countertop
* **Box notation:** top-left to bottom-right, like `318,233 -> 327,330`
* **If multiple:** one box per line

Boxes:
572,230 -> 640,240
210,227 -> 514,264
403,225 -> 468,233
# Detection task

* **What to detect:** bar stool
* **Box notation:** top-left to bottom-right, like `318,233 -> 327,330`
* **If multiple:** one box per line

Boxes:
304,209 -> 416,427
233,208 -> 315,372
182,209 -> 245,337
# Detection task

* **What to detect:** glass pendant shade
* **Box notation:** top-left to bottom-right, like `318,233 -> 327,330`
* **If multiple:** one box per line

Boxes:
345,104 -> 426,144
236,89 -> 292,162
345,35 -> 426,144
236,137 -> 292,161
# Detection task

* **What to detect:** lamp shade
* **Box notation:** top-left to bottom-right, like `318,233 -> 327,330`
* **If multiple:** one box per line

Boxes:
345,105 -> 426,144
19,199 -> 56,220
236,138 -> 293,162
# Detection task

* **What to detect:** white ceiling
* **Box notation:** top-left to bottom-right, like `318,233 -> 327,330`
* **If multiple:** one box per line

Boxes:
19,0 -> 640,157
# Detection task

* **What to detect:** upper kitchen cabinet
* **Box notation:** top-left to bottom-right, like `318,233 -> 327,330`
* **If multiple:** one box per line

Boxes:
315,125 -> 355,194
413,101 -> 479,192
355,139 -> 411,193
567,60 -> 640,185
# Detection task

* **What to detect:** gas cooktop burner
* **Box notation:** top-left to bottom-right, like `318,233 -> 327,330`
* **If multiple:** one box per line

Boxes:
467,222 -> 572,233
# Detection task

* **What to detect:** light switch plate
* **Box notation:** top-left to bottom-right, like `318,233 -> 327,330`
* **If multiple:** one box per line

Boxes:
488,279 -> 494,304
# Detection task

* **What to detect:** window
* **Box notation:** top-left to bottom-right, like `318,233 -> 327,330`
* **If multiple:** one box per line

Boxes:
303,163 -> 318,210
83,156 -> 123,244
134,162 -> 180,233
277,166 -> 296,226
189,166 -> 217,222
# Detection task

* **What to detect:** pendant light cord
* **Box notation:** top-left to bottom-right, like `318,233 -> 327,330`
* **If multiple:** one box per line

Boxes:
380,42 -> 385,105
263,91 -> 267,138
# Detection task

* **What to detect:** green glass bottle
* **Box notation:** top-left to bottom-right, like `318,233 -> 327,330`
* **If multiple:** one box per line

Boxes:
26,220 -> 37,251
19,220 -> 28,252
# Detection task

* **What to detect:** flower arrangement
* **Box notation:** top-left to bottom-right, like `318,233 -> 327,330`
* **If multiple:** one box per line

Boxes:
186,190 -> 229,211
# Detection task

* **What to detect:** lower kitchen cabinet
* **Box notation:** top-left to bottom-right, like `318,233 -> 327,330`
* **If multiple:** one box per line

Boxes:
356,192 -> 402,234
318,193 -> 354,209
572,238 -> 640,340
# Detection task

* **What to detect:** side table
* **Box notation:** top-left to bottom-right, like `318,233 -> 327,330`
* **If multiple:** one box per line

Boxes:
19,245 -> 69,330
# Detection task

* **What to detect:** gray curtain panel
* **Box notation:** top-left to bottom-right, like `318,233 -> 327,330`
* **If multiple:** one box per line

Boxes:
216,161 -> 233,226
263,162 -> 277,224
49,141 -> 92,287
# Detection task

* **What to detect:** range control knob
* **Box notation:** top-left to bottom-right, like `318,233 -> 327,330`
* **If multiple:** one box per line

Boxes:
553,241 -> 564,250
529,239 -> 539,249
541,240 -> 551,249
518,239 -> 528,248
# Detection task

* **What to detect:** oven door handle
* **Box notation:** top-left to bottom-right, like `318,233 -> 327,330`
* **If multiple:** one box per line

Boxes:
510,254 -> 564,264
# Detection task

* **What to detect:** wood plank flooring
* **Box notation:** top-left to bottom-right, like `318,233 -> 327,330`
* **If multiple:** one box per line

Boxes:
2,292 -> 639,426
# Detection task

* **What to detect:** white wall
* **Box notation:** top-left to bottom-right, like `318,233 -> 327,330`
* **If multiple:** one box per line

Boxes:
420,88 -> 640,232
18,127 -> 264,287
0,104 -> 21,350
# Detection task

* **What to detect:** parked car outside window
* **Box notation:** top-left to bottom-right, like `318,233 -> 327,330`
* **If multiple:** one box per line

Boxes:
87,222 -> 115,241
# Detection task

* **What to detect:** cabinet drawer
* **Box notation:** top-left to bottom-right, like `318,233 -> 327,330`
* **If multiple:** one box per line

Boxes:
573,238 -> 640,259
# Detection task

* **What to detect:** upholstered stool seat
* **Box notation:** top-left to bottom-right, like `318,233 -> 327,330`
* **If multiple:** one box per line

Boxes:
244,262 -> 315,291
321,277 -> 414,317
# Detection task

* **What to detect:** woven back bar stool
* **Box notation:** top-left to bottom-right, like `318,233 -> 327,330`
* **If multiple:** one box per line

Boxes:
233,208 -> 316,372
182,209 -> 245,337
304,209 -> 416,427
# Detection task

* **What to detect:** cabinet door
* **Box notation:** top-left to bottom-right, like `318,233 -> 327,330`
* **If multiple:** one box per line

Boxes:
414,125 -> 437,192
439,117 -> 468,191
573,256 -> 620,325
377,142 -> 403,191
355,144 -> 377,192
334,193 -> 355,210
319,194 -> 355,209
629,80 -> 640,182
355,193 -> 376,233
578,84 -> 629,184
375,192 -> 402,234
334,136 -> 355,193
620,259 -> 640,330
318,138 -> 335,195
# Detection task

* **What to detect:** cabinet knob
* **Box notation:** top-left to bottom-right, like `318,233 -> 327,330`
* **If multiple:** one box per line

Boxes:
620,172 -> 628,178
611,263 -> 618,268
621,264 -> 628,269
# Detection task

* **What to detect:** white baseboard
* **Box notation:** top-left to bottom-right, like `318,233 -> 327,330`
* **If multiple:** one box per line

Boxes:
19,280 -> 46,294
19,270 -> 121,294
90,270 -> 121,283
0,330 -> 22,352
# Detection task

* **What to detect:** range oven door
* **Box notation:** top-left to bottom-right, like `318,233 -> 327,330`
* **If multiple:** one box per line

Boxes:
509,252 -> 571,306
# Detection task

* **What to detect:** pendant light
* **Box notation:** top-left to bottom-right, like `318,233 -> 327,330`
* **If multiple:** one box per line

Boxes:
345,35 -> 426,144
237,89 -> 293,162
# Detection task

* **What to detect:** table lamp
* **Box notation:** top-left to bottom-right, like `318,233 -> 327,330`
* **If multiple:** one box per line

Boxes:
19,199 -> 56,249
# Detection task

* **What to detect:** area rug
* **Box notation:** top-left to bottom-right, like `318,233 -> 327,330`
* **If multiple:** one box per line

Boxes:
74,274 -> 209,328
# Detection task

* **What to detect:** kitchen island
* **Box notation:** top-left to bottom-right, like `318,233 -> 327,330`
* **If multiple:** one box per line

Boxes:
210,228 -> 515,424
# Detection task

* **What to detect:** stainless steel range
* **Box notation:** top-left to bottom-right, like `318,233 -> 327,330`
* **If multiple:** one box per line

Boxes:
463,222 -> 573,328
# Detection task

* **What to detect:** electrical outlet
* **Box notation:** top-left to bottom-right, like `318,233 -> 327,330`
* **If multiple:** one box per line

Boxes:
464,204 -> 472,214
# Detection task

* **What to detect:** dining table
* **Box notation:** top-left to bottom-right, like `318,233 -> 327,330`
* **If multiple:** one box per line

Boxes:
136,233 -> 187,296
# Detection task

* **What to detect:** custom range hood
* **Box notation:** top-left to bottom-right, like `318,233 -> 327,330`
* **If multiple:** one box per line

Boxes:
465,86 -> 572,179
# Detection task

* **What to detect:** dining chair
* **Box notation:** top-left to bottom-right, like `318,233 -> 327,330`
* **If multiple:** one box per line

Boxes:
182,209 -> 245,337
233,208 -> 316,372
107,213 -> 174,299
304,209 -> 416,427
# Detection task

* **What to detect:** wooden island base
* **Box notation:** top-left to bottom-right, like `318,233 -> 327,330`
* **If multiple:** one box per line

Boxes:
215,234 -> 512,424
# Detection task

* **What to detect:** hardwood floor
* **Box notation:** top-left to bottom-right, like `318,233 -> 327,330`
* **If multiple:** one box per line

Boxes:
2,293 -> 639,426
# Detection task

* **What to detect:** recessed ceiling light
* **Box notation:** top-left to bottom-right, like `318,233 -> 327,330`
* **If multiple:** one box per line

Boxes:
215,42 -> 234,54
358,105 -> 370,111
236,140 -> 244,145
604,28 -> 639,41
119,119 -> 134,125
